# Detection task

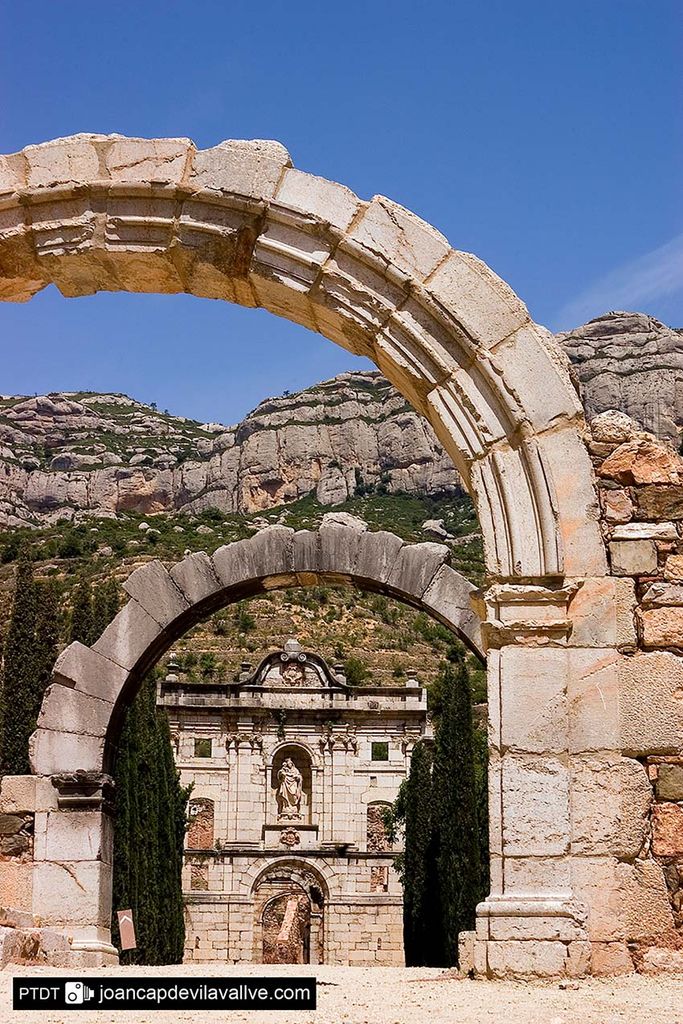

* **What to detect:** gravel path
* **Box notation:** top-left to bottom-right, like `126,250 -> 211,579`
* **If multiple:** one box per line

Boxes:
1,963 -> 681,1024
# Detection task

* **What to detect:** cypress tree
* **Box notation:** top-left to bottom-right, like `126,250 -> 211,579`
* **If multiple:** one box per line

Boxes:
432,657 -> 482,967
111,674 -> 188,964
401,741 -> 441,967
0,549 -> 38,775
69,576 -> 94,645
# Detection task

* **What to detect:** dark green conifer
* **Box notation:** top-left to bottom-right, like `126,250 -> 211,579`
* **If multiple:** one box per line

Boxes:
111,674 -> 188,964
0,549 -> 38,774
432,657 -> 482,967
400,741 -> 441,966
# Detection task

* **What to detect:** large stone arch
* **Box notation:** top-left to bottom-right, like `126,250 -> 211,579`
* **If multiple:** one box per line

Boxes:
3,135 -> 662,980
0,133 -> 605,581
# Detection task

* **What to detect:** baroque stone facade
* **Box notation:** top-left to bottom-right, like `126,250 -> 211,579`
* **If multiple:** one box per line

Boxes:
159,639 -> 430,965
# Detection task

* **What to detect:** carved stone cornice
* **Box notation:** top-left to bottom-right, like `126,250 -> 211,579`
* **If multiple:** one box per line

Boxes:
51,771 -> 115,814
481,582 -> 582,650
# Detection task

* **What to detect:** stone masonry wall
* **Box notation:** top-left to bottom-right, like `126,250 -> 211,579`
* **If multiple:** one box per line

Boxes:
588,409 -> 683,973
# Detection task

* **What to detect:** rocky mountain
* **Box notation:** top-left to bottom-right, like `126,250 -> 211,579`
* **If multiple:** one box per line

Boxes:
0,311 -> 680,528
559,311 -> 683,443
0,376 -> 458,527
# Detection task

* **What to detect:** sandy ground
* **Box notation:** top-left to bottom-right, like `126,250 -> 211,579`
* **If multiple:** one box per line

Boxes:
1,963 -> 681,1024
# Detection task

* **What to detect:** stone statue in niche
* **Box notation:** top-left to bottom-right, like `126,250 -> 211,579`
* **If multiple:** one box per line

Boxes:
277,758 -> 303,819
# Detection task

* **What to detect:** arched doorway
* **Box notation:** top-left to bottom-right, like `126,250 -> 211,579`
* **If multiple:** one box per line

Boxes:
252,861 -> 326,965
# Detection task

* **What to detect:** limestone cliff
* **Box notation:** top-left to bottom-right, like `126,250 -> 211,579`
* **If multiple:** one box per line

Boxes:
559,311 -> 683,443
1,311 -> 680,527
0,375 -> 458,527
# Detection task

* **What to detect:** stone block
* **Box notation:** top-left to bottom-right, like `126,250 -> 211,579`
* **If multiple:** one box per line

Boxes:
503,856 -> 572,896
570,756 -> 651,858
426,250 -> 530,349
652,803 -> 683,857
567,577 -> 637,650
189,139 -> 291,200
599,439 -> 683,485
92,599 -> 161,672
634,484 -> 683,520
123,559 -> 190,627
656,763 -> 683,801
347,195 -> 449,280
36,684 -> 112,737
29,729 -> 105,776
567,648 -> 620,753
610,539 -> 658,576
486,939 -> 569,980
640,946 -> 683,974
385,541 -> 449,601
51,642 -> 128,705
590,942 -> 634,976
0,861 -> 33,914
32,860 -> 112,928
275,168 -> 360,231
612,522 -> 678,541
572,857 -> 672,941
24,135 -> 102,188
665,554 -> 683,581
105,137 -> 192,184
422,564 -> 481,655
489,323 -> 583,429
170,551 -> 222,607
0,151 -> 25,196
619,652 -> 683,755
212,539 -> 258,589
291,530 -> 320,574
246,525 -> 294,579
600,487 -> 633,524
318,523 -> 364,575
639,606 -> 683,648
354,530 -> 404,584
642,583 -> 683,607
497,647 -> 568,754
501,755 -> 570,856
0,777 -> 37,814
43,810 -> 112,864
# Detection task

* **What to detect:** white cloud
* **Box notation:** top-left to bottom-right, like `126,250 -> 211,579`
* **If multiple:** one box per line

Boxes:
554,232 -> 683,330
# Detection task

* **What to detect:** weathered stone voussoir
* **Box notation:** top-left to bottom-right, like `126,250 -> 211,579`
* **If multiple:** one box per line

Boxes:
122,559 -> 190,628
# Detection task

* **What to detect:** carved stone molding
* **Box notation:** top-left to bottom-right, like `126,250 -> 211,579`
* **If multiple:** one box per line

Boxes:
51,771 -> 115,814
481,583 -> 582,650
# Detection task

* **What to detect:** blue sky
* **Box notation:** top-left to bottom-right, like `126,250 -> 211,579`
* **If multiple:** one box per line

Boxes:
1,1 -> 680,424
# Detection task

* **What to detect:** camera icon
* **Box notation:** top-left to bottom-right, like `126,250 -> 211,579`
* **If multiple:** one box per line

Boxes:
64,982 -> 95,1005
